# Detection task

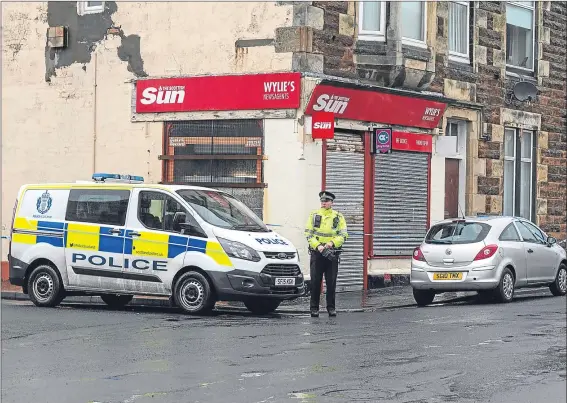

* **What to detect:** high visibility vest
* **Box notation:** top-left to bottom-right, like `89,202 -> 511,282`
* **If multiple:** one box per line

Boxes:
304,207 -> 348,250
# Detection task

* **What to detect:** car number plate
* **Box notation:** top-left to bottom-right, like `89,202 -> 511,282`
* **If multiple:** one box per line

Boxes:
275,277 -> 295,286
433,272 -> 463,280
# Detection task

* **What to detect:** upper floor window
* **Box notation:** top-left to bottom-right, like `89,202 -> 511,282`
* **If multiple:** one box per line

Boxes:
358,1 -> 387,41
506,1 -> 535,71
401,1 -> 427,47
448,1 -> 470,62
77,1 -> 105,15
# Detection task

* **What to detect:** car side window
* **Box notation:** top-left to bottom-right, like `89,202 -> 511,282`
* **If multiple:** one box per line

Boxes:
66,189 -> 130,226
138,191 -> 205,236
515,222 -> 541,244
499,224 -> 521,242
523,222 -> 546,244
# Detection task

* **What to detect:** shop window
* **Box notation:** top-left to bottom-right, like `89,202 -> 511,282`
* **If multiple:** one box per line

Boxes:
448,1 -> 470,62
503,128 -> 535,221
506,1 -> 535,72
358,1 -> 387,41
401,1 -> 427,47
77,1 -> 105,15
162,120 -> 264,188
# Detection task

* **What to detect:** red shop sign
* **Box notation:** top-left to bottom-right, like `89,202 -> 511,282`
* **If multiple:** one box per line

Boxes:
311,112 -> 335,139
392,131 -> 432,153
305,84 -> 447,129
135,72 -> 301,113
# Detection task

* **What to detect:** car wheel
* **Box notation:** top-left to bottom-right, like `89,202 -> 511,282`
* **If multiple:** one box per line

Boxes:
413,289 -> 435,306
100,294 -> 133,309
493,267 -> 515,303
27,264 -> 65,307
173,271 -> 215,315
549,263 -> 567,297
244,298 -> 281,315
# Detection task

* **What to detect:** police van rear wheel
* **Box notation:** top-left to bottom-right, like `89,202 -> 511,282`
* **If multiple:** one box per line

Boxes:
244,298 -> 281,315
28,264 -> 64,307
174,271 -> 215,315
101,294 -> 133,309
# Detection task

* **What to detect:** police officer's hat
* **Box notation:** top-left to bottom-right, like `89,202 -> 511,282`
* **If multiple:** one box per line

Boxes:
319,190 -> 335,202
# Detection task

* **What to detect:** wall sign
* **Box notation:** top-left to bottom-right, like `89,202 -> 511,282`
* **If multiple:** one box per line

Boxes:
392,131 -> 432,153
135,72 -> 301,113
311,112 -> 335,139
305,84 -> 447,129
371,128 -> 392,154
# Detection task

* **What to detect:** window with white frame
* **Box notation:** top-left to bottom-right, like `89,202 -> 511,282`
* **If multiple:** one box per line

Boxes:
506,1 -> 535,71
77,1 -> 105,15
401,1 -> 427,46
448,1 -> 470,62
358,1 -> 387,40
503,128 -> 535,220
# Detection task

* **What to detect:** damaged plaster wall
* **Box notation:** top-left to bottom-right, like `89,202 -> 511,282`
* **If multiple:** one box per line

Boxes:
1,1 -> 295,261
45,1 -> 147,81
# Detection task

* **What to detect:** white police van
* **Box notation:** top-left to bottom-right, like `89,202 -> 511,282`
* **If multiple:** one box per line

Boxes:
8,173 -> 304,314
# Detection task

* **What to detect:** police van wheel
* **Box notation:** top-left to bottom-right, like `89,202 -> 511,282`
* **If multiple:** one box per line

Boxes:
244,298 -> 281,315
28,265 -> 64,308
100,294 -> 133,309
174,271 -> 215,315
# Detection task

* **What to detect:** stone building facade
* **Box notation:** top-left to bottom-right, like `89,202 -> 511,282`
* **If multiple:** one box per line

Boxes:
274,0 -> 566,240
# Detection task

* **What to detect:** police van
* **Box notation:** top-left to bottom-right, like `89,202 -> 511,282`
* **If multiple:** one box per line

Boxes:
8,173 -> 305,314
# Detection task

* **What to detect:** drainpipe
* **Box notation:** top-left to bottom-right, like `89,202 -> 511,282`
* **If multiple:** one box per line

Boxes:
92,52 -> 98,173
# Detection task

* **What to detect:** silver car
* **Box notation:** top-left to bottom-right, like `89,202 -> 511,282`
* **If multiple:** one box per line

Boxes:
410,216 -> 567,306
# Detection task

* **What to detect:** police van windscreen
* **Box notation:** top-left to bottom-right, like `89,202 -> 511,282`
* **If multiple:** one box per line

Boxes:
176,189 -> 269,232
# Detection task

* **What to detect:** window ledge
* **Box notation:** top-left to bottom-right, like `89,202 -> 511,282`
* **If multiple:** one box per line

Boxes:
505,65 -> 536,80
357,33 -> 386,42
448,54 -> 470,65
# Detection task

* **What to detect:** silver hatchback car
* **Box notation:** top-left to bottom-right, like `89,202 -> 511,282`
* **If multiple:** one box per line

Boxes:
410,216 -> 567,306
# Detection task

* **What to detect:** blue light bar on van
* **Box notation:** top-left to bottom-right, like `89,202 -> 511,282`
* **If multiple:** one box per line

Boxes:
92,173 -> 144,183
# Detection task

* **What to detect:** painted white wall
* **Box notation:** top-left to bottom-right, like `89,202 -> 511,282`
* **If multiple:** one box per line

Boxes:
263,119 -> 322,276
1,2 -> 293,260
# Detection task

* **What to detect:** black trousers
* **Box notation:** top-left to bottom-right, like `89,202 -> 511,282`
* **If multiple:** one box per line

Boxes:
309,251 -> 339,311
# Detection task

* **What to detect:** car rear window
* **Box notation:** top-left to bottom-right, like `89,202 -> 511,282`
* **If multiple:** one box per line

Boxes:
425,221 -> 491,245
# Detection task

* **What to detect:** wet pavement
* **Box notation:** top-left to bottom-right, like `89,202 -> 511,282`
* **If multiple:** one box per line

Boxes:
1,288 -> 565,403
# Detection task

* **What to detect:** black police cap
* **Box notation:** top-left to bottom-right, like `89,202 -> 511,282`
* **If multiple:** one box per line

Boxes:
319,191 -> 336,201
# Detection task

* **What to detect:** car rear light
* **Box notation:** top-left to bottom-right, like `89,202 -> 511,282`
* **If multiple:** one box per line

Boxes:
474,244 -> 498,261
413,247 -> 426,262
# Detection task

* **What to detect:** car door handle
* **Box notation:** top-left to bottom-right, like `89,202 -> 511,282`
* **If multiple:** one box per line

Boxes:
129,231 -> 141,237
108,228 -> 121,235
527,248 -> 534,253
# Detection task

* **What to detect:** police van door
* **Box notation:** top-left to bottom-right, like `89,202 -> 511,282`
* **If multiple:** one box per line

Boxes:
64,188 -> 130,291
123,189 -> 196,294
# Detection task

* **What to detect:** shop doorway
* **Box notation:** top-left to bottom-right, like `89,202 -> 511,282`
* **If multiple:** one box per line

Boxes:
444,158 -> 460,219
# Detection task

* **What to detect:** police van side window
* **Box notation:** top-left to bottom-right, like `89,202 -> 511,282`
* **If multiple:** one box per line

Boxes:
65,189 -> 130,226
138,191 -> 205,236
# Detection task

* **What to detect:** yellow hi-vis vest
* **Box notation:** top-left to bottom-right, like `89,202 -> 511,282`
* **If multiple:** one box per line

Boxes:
304,207 -> 348,250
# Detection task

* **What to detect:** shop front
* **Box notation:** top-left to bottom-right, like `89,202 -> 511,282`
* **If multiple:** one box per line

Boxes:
303,80 -> 448,291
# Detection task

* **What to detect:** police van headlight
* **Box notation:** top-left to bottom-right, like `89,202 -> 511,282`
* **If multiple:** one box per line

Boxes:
218,238 -> 261,262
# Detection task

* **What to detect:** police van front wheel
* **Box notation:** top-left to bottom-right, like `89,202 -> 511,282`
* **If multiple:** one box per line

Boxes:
28,264 -> 65,308
173,271 -> 215,315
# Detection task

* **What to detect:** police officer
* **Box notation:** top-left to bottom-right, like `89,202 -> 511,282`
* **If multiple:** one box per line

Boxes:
304,190 -> 348,317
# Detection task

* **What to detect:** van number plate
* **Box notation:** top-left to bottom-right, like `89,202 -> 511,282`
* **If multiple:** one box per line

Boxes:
275,277 -> 295,286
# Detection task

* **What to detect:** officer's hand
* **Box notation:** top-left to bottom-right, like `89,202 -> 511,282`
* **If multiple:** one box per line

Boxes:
317,245 -> 325,252
325,242 -> 334,249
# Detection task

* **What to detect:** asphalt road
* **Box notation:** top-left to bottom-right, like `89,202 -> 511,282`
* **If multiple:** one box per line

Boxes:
1,289 -> 565,403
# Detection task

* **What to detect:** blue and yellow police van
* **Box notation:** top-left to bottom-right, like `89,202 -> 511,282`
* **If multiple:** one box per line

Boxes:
8,173 -> 304,314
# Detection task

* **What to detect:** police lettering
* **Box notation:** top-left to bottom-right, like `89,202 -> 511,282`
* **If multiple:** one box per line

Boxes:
255,238 -> 289,246
71,253 -> 167,271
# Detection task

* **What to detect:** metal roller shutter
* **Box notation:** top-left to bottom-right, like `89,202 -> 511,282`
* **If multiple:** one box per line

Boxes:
373,151 -> 429,256
325,132 -> 365,291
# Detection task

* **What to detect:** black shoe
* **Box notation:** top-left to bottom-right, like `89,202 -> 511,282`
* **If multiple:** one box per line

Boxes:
328,308 -> 337,317
310,310 -> 319,317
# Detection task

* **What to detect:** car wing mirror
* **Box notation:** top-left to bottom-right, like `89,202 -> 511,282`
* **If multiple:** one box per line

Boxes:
547,236 -> 557,246
179,222 -> 207,238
